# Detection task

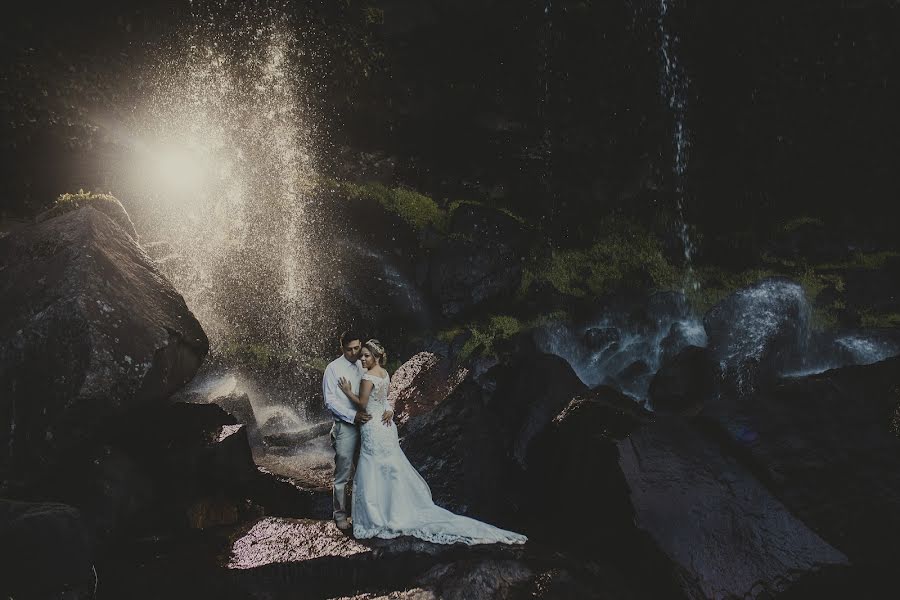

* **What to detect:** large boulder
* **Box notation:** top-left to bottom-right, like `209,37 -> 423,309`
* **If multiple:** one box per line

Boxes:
0,206 -> 208,479
702,355 -> 900,584
703,276 -> 810,400
225,516 -> 532,599
618,418 -> 848,600
388,351 -> 469,428
400,379 -> 513,521
400,353 -> 586,522
525,387 -> 681,599
648,345 -> 717,415
38,445 -> 155,543
526,386 -> 650,548
483,353 -> 588,466
0,500 -> 96,599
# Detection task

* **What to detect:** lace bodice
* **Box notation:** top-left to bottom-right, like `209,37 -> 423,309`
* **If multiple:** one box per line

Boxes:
362,372 -> 392,410
359,372 -> 397,458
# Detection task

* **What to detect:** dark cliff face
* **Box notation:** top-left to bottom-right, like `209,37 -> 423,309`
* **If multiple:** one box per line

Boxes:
2,1 -> 898,245
344,0 -> 900,243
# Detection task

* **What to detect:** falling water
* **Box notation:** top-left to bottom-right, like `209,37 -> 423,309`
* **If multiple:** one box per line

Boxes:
657,0 -> 697,290
102,5 -> 335,356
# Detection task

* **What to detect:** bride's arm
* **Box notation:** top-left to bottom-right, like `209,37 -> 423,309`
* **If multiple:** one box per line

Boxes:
382,380 -> 394,425
339,378 -> 373,410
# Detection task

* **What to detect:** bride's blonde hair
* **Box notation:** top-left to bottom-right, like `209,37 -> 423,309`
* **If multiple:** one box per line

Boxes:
365,339 -> 387,366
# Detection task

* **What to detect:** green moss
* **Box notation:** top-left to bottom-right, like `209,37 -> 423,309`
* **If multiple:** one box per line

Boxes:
447,199 -> 480,214
781,216 -> 825,232
437,326 -> 466,344
41,190 -> 136,238
529,219 -> 679,298
341,181 -> 448,232
842,251 -> 900,270
860,311 -> 900,328
685,267 -> 778,315
458,315 -> 525,361
453,311 -> 569,362
517,267 -> 536,297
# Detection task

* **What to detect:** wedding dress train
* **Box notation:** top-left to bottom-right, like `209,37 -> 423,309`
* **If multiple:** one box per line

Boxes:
351,372 -> 527,545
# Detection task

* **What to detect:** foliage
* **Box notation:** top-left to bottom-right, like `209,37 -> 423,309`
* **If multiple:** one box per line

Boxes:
340,181 -> 448,232
449,311 -> 568,362
447,198 -> 527,226
40,190 -> 136,237
860,311 -> 900,329
524,218 -> 679,298
781,215 -> 825,232
457,315 -> 525,361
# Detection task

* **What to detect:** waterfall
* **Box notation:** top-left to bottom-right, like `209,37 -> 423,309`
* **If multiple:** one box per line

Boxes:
100,5 -> 334,356
657,0 -> 697,290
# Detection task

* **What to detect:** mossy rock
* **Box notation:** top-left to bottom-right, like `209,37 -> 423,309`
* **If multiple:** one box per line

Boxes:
36,191 -> 137,240
524,217 -> 680,299
339,181 -> 448,233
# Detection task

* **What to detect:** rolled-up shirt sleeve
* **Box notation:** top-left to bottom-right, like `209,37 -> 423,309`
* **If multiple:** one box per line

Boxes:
323,366 -> 357,424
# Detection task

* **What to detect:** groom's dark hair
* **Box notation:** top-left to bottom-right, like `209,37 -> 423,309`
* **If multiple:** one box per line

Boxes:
340,329 -> 363,347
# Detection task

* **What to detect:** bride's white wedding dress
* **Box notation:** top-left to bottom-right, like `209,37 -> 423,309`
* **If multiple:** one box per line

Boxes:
351,372 -> 527,545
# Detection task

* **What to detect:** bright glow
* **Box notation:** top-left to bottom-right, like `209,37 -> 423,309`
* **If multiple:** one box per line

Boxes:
100,8 -> 336,357
151,144 -> 207,195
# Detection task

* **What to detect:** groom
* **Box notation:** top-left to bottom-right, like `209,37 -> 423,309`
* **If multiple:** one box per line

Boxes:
323,329 -> 372,530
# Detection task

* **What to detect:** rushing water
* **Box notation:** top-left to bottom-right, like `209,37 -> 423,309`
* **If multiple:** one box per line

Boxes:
657,0 -> 697,290
537,279 -> 899,406
100,5 -> 334,356
534,293 -> 707,404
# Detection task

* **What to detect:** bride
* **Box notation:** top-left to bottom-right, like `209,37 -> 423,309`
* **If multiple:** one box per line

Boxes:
338,339 -> 527,545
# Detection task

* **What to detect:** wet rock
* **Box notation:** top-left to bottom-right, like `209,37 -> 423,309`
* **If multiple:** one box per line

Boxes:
389,352 -> 469,427
399,353 -> 584,522
782,328 -> 900,376
703,276 -> 809,400
583,326 -> 620,351
648,346 -> 717,415
527,386 -> 650,545
659,321 -> 693,363
480,353 -> 587,467
133,402 -> 257,487
632,291 -> 690,333
705,356 -> 900,582
767,220 -> 852,265
400,379 -> 512,520
209,392 -> 256,428
36,195 -> 138,241
448,329 -> 473,359
224,517 -> 528,599
185,494 -> 244,529
0,207 -> 208,480
257,409 -> 298,439
413,558 -> 533,599
42,445 -> 155,542
263,421 -> 332,448
843,256 -> 900,316
428,237 -> 522,317
618,418 -> 848,599
0,500 -> 96,599
616,359 -> 650,382
448,203 -> 529,251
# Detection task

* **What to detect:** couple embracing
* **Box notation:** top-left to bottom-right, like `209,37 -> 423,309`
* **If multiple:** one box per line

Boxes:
322,330 -> 527,545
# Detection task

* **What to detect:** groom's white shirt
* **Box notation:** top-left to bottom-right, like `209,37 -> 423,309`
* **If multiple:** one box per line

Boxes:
323,355 -> 363,424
